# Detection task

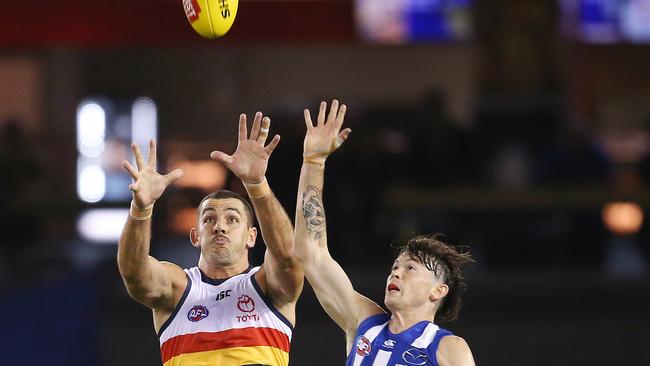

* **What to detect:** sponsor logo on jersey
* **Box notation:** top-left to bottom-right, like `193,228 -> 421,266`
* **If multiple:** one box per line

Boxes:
356,336 -> 372,356
216,289 -> 231,302
237,295 -> 255,313
236,314 -> 261,323
402,348 -> 429,365
383,339 -> 396,349
182,0 -> 201,23
187,305 -> 209,322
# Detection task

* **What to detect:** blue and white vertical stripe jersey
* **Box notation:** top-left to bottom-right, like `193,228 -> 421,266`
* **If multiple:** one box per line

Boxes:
346,313 -> 452,366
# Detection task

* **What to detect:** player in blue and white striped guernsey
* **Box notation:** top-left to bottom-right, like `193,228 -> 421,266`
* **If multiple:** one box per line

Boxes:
294,100 -> 476,366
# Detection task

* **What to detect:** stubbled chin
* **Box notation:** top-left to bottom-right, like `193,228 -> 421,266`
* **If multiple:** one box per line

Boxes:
206,247 -> 231,263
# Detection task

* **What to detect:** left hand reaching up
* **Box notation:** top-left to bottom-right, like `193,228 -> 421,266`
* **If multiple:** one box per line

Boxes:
302,100 -> 351,164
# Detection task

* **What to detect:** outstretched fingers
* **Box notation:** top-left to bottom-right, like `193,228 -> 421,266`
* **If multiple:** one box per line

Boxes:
264,134 -> 281,155
164,168 -> 184,185
257,116 -> 271,144
122,160 -> 139,179
304,108 -> 314,129
327,99 -> 339,125
132,143 -> 145,170
335,128 -> 352,149
317,101 -> 327,126
210,150 -> 233,166
335,104 -> 347,130
129,181 -> 139,192
148,139 -> 157,167
238,114 -> 248,142
250,111 -> 263,141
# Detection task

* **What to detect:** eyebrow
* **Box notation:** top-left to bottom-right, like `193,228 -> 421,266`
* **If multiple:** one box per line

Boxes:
225,207 -> 241,215
201,207 -> 242,217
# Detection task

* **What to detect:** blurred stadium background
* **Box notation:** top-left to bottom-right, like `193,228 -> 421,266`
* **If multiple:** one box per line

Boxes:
2,0 -> 650,365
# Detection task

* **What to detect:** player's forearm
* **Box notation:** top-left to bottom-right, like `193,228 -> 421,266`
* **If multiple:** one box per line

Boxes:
117,216 -> 154,284
294,161 -> 327,263
247,185 -> 295,264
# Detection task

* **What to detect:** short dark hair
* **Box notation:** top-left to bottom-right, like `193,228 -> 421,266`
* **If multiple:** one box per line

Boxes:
197,190 -> 255,227
395,234 -> 474,322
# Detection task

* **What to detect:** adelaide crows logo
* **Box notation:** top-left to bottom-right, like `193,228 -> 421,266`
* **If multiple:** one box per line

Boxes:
237,295 -> 255,313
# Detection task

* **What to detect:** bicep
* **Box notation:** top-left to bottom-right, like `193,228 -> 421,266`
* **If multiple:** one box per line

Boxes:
124,256 -> 185,310
305,249 -> 385,332
261,249 -> 304,303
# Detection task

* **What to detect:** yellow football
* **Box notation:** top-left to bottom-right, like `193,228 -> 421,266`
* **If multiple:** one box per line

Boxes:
182,0 -> 239,39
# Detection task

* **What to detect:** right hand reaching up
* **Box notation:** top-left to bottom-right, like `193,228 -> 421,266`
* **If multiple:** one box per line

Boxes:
122,139 -> 184,208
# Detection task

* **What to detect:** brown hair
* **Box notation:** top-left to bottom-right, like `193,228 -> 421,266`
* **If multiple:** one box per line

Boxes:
395,234 -> 474,322
197,190 -> 255,227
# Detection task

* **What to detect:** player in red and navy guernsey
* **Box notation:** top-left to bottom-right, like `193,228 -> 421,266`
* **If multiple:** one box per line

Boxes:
117,113 -> 303,365
294,100 -> 476,366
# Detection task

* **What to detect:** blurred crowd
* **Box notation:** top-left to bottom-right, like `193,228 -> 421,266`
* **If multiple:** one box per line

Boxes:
2,90 -> 650,289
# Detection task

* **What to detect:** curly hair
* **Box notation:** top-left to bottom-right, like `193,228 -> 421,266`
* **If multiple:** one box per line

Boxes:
395,234 -> 474,322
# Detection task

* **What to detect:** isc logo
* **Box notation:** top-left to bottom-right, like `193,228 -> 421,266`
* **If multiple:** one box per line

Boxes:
216,289 -> 231,302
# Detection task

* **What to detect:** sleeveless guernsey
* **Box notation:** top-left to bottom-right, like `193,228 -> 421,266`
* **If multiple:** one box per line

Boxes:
346,313 -> 452,366
159,266 -> 292,366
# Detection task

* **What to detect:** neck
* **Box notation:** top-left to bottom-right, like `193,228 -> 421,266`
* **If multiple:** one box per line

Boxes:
388,308 -> 436,334
198,256 -> 250,279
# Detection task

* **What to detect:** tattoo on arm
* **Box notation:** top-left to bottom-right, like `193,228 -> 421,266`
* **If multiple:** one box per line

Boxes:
301,186 -> 326,239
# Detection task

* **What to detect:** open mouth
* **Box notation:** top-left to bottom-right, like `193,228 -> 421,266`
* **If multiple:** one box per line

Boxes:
387,284 -> 400,293
213,236 -> 229,244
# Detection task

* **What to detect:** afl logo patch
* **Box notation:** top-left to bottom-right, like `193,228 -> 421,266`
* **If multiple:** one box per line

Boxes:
237,295 -> 255,313
356,336 -> 372,356
187,305 -> 209,322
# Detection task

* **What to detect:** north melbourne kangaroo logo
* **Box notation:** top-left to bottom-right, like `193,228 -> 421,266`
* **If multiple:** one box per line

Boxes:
402,348 -> 429,365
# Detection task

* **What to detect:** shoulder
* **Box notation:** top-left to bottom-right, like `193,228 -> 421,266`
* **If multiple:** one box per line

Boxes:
359,312 -> 390,328
352,312 -> 390,336
160,261 -> 189,291
436,335 -> 475,366
160,261 -> 188,279
253,263 -> 298,302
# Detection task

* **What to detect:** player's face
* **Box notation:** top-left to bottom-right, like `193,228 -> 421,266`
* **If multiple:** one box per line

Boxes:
195,198 -> 255,266
384,253 -> 440,312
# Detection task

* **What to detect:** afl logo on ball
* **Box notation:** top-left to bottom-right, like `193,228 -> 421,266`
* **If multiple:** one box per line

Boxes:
356,336 -> 372,356
187,305 -> 209,322
236,295 -> 255,313
182,0 -> 202,23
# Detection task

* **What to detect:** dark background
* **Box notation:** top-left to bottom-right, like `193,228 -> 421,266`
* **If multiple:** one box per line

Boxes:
1,0 -> 650,365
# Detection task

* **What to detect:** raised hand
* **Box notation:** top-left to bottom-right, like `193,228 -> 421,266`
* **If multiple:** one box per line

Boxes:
303,100 -> 351,162
122,140 -> 184,208
210,112 -> 281,184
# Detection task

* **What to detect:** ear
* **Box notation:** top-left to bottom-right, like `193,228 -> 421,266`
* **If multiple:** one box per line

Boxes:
189,227 -> 200,248
429,283 -> 449,303
246,227 -> 257,249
